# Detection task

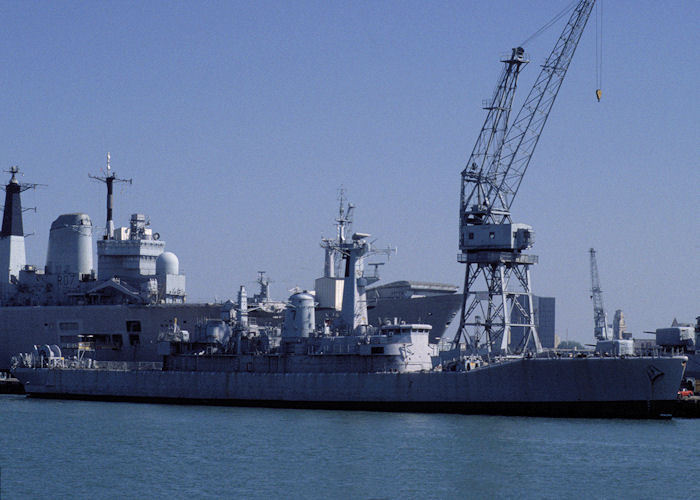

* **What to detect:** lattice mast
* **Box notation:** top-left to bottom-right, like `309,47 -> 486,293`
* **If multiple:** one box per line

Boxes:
589,248 -> 609,340
454,0 -> 596,354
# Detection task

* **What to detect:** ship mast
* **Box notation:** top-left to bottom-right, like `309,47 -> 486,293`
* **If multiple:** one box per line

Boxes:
321,187 -> 355,278
89,153 -> 132,240
0,166 -> 41,287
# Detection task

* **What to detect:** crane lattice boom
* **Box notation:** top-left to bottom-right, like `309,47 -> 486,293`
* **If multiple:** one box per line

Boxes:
589,248 -> 609,340
461,0 -> 596,229
460,47 -> 527,226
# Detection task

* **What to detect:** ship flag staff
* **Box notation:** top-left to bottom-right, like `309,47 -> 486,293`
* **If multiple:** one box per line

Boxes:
89,152 -> 131,240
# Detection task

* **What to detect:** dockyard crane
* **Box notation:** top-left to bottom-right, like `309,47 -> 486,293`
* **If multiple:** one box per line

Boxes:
454,0 -> 596,354
589,248 -> 610,340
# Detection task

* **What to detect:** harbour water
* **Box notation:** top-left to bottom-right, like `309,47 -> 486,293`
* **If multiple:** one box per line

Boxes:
0,395 -> 696,499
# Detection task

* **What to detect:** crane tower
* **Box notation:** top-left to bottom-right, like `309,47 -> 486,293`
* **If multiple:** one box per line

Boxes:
454,1 -> 596,355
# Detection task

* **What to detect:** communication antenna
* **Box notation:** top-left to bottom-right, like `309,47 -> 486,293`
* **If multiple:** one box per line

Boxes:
2,166 -> 46,193
336,186 -> 354,244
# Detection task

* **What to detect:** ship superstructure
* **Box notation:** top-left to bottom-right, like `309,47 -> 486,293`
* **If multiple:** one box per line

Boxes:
314,191 -> 462,341
11,234 -> 688,418
1,156 -> 186,307
0,166 -> 461,374
245,272 -> 286,329
0,156 -> 219,372
653,318 -> 700,378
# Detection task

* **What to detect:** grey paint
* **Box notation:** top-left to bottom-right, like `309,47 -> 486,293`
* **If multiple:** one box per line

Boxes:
14,355 -> 686,418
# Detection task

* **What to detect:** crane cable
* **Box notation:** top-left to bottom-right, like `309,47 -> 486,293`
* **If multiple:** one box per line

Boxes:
519,1 -> 603,102
595,0 -> 603,101
520,1 -> 577,47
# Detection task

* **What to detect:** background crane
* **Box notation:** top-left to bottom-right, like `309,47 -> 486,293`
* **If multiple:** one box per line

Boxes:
589,248 -> 610,340
454,0 -> 596,355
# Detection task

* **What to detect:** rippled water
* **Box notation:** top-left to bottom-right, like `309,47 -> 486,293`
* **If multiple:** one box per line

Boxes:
0,395 -> 696,499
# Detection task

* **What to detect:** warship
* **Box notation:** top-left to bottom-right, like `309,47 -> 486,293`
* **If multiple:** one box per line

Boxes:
0,163 -> 459,376
0,161 -> 223,373
11,227 -> 688,418
8,0 -> 689,417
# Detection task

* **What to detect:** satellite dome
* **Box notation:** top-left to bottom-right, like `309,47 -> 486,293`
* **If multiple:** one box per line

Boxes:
156,251 -> 179,275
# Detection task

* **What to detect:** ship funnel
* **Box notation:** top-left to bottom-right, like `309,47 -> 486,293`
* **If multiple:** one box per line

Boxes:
45,214 -> 93,276
282,291 -> 315,338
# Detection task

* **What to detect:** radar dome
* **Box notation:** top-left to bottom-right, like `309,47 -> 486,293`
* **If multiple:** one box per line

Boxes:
156,251 -> 179,275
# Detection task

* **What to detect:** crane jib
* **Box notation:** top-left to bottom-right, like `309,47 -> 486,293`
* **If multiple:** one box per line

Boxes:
460,0 -> 595,228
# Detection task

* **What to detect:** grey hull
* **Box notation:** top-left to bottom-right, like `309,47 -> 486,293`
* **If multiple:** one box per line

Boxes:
14,356 -> 686,418
0,303 -> 223,371
683,352 -> 700,378
23,393 -> 676,419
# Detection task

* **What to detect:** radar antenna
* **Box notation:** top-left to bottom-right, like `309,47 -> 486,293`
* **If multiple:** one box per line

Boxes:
2,166 -> 46,193
321,187 -> 357,278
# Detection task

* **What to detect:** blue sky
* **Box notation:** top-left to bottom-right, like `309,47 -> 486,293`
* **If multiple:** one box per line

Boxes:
1,1 -> 698,343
